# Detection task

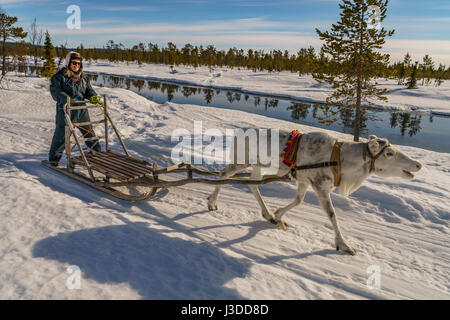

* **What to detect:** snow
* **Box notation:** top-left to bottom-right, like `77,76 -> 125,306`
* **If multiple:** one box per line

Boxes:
0,74 -> 448,299
78,60 -> 450,116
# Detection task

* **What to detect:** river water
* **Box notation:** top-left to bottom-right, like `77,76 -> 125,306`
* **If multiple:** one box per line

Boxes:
86,72 -> 450,153
8,65 -> 449,153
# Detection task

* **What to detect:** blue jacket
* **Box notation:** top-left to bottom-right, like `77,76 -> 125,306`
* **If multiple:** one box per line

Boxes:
50,68 -> 97,108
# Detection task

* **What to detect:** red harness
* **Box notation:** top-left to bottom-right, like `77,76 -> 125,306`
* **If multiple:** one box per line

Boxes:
281,130 -> 303,168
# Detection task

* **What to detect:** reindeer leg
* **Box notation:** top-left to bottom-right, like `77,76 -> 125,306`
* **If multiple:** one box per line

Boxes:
273,182 -> 308,230
312,186 -> 356,255
207,164 -> 249,211
248,166 -> 276,224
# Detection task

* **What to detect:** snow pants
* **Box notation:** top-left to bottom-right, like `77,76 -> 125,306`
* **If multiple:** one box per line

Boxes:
49,105 -> 101,163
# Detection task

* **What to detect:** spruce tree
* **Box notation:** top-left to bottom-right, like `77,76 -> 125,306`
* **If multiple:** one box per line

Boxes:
77,43 -> 85,59
421,54 -> 434,86
56,41 -> 68,69
398,52 -> 412,84
406,61 -> 418,89
403,52 -> 411,68
42,30 -> 56,78
397,63 -> 405,85
434,63 -> 445,87
313,0 -> 395,141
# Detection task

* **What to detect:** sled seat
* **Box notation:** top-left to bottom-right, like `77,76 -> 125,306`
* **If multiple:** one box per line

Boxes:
71,150 -> 154,181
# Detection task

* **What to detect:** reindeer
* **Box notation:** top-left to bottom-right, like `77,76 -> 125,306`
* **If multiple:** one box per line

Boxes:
207,132 -> 422,255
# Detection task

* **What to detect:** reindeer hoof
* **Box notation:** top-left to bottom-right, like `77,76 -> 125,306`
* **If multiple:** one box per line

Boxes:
208,204 -> 217,211
268,218 -> 277,225
336,245 -> 356,256
277,220 -> 287,231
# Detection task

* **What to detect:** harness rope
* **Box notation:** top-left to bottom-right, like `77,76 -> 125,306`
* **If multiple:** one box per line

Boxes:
92,103 -> 256,181
82,102 -> 355,185
363,142 -> 390,173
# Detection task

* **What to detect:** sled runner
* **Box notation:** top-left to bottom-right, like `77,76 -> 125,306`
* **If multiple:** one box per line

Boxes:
41,96 -> 293,201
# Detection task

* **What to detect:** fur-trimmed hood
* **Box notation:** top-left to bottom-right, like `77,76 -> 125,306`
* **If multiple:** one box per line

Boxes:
64,51 -> 83,76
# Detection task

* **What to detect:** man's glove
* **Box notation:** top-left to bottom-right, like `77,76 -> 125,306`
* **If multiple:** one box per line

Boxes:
89,95 -> 101,104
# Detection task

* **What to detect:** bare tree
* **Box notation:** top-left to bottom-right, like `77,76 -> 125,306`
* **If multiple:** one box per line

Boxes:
29,19 -> 38,66
29,18 -> 44,76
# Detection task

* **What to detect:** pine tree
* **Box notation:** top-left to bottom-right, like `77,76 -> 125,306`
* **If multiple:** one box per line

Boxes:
0,8 -> 27,75
434,63 -> 446,87
397,63 -> 405,85
313,0 -> 395,141
420,54 -> 434,86
397,52 -> 412,84
56,41 -> 68,69
314,47 -> 329,75
42,30 -> 56,78
406,61 -> 418,89
403,52 -> 411,68
78,43 -> 85,58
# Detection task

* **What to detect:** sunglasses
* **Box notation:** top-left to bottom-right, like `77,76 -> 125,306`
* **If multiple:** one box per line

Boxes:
71,61 -> 81,66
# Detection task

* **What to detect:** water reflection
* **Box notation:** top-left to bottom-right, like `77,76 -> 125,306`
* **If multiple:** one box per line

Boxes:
7,64 -> 41,76
6,67 -> 434,142
287,102 -> 371,136
288,102 -> 309,120
84,73 -> 434,140
390,113 -> 422,137
182,86 -> 196,98
203,88 -> 214,104
9,65 -> 448,152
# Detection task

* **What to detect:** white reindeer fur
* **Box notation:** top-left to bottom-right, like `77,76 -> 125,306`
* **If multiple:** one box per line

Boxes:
207,131 -> 422,255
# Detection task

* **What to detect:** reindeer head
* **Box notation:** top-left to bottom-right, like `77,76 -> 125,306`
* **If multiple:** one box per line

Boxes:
367,135 -> 422,180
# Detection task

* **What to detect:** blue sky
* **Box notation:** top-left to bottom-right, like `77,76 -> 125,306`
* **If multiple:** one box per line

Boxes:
1,0 -> 450,64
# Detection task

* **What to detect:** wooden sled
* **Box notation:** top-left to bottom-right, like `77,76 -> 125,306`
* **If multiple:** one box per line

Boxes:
42,95 -> 158,201
41,95 -> 311,202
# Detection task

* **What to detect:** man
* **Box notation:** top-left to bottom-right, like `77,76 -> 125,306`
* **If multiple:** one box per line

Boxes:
48,51 -> 102,166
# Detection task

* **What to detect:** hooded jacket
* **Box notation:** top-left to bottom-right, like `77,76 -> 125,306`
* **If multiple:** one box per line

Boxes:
49,51 -> 97,107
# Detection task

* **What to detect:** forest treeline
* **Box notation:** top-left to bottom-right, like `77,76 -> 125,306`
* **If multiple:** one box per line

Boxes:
4,39 -> 450,86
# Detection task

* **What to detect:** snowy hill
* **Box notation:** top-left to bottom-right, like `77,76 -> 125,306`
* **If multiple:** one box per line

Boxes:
0,75 -> 448,299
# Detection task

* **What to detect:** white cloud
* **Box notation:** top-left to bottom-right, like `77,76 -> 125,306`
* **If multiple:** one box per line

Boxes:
46,17 -> 327,35
0,0 -> 54,7
0,0 -> 25,3
90,5 -> 157,12
384,39 -> 450,64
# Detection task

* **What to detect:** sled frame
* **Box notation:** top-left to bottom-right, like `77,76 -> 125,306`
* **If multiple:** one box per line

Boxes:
43,95 -> 332,202
46,95 -> 158,201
